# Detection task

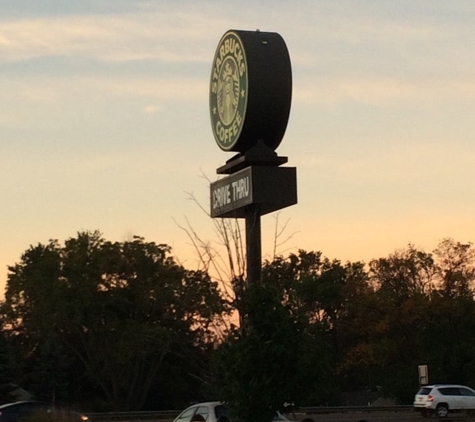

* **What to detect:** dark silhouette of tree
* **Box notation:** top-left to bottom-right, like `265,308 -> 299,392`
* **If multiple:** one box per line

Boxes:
4,232 -> 475,411
215,281 -> 325,422
434,238 -> 475,298
1,231 -> 231,410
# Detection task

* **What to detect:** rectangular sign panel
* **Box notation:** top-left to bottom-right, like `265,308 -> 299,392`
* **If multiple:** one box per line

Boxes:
210,166 -> 297,218
211,167 -> 253,217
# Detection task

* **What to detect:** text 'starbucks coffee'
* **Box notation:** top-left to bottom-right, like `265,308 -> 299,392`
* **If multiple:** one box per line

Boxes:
209,30 -> 292,153
210,32 -> 248,150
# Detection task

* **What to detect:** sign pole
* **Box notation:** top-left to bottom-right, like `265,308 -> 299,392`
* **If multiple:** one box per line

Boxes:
245,205 -> 262,285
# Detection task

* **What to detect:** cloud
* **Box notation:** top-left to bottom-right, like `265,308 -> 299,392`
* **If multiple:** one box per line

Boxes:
293,76 -> 475,107
1,74 -> 209,107
144,104 -> 159,114
0,11 -> 222,63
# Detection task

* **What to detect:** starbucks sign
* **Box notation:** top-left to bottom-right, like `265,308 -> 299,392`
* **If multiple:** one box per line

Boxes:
210,29 -> 292,153
210,31 -> 248,151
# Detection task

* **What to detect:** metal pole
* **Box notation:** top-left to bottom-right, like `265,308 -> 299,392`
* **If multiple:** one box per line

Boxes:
245,205 -> 262,285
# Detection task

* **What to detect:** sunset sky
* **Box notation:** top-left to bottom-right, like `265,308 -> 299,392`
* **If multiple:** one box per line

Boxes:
1,1 -> 475,292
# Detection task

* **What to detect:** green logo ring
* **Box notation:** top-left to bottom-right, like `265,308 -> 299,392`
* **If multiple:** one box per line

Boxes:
210,31 -> 248,151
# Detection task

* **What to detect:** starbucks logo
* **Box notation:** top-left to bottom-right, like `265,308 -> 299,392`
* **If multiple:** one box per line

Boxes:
217,59 -> 239,125
210,31 -> 248,151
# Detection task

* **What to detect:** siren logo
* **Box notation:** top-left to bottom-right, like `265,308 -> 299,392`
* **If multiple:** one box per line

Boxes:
210,31 -> 248,151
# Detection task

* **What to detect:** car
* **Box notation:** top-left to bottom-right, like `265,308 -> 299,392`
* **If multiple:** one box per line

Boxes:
0,401 -> 89,422
172,401 -> 292,422
413,384 -> 475,418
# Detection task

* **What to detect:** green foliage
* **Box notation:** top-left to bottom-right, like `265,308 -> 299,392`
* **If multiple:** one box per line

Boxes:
339,238 -> 475,401
1,231 -> 230,410
216,282 -> 321,422
244,241 -> 475,406
3,233 -> 475,411
0,329 -> 20,403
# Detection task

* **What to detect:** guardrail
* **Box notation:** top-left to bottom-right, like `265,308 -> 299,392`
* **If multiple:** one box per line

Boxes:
300,405 -> 413,414
87,405 -> 415,422
87,410 -> 179,421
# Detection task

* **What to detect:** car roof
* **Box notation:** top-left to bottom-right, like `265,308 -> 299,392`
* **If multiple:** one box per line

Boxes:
0,401 -> 46,409
424,384 -> 470,388
188,402 -> 223,407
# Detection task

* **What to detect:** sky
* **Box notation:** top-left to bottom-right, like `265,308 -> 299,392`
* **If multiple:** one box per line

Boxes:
1,0 -> 475,292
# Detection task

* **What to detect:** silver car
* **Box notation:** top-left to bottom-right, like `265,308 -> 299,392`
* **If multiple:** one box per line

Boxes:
413,384 -> 475,418
173,401 -> 291,422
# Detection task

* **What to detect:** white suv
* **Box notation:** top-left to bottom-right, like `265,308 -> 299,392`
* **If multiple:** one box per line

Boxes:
414,384 -> 475,418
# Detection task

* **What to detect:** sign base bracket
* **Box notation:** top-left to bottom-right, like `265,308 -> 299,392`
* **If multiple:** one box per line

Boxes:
217,140 -> 288,174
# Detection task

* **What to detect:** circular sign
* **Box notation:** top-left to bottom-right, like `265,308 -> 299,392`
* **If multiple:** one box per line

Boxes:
210,30 -> 292,153
210,31 -> 248,151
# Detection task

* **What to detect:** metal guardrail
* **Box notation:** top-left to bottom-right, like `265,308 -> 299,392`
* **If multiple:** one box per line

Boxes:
300,405 -> 413,413
87,405 -> 415,421
87,410 -> 179,421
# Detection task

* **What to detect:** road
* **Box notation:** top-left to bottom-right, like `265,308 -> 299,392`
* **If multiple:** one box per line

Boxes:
291,410 -> 473,422
90,410 -> 475,422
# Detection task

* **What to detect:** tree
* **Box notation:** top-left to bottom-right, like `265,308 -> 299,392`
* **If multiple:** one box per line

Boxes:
434,238 -> 475,298
369,244 -> 437,299
215,282 -> 322,422
345,241 -> 475,402
1,231 -> 231,410
343,246 -> 439,400
0,329 -> 20,404
216,250 -> 365,422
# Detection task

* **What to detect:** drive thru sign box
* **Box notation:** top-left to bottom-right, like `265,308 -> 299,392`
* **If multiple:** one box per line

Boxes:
211,166 -> 297,218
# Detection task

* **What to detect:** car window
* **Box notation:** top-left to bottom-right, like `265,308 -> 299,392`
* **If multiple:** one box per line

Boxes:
439,387 -> 461,396
195,406 -> 209,421
15,403 -> 40,415
26,403 -> 48,411
460,388 -> 475,397
417,387 -> 432,395
0,407 -> 15,415
175,407 -> 198,422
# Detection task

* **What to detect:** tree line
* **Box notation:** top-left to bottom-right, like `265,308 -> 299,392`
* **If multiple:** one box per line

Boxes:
0,231 -> 474,416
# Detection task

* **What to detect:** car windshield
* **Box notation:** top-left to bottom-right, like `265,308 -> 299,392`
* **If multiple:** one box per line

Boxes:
417,387 -> 432,395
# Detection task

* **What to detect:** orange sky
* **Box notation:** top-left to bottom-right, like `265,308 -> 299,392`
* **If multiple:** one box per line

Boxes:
1,1 -> 475,294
